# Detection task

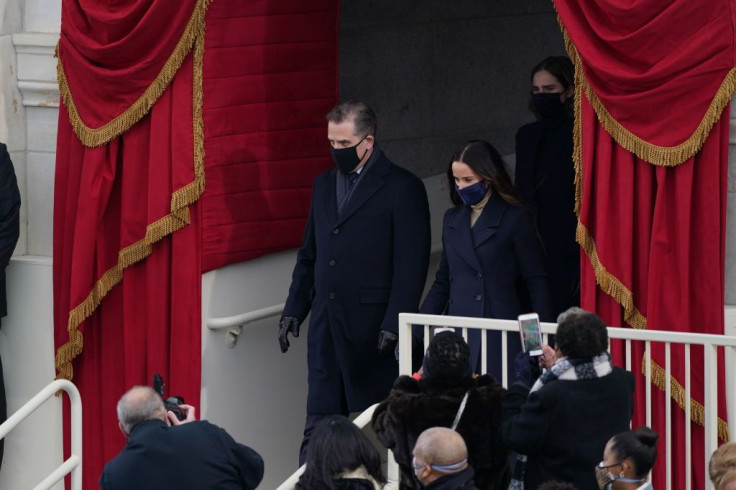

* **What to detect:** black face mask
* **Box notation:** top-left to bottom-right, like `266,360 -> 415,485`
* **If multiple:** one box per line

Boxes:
532,92 -> 567,120
330,135 -> 368,173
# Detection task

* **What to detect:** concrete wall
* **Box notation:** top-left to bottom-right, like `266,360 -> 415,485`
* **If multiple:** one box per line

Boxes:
338,0 -> 563,179
727,103 -> 736,304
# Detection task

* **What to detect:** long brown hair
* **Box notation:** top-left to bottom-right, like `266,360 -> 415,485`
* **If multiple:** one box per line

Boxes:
447,140 -> 522,207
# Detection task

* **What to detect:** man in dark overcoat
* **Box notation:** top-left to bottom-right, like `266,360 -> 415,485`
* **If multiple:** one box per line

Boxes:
0,143 -> 21,469
279,100 -> 431,463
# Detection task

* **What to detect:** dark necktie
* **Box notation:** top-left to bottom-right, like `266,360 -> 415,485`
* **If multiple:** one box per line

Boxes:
348,172 -> 359,188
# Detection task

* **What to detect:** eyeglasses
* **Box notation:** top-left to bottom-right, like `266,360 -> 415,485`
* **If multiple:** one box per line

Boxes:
597,461 -> 623,470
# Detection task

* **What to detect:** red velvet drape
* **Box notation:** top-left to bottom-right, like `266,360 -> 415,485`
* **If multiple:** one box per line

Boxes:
54,1 -> 205,487
54,1 -> 339,488
200,0 -> 338,271
555,0 -> 735,487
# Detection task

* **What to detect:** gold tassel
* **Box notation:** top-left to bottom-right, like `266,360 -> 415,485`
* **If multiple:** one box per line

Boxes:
57,0 -> 211,148
55,29 -> 207,381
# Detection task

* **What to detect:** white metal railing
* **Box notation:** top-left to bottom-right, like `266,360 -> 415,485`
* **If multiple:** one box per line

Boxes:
206,302 -> 285,347
206,244 -> 445,349
0,379 -> 82,490
398,313 -> 736,490
276,403 -> 399,490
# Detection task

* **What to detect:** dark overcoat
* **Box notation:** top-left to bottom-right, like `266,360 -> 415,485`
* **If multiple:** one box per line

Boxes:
419,193 -> 553,376
501,368 -> 635,490
515,119 -> 579,316
0,143 -> 20,319
283,151 -> 431,414
99,419 -> 264,490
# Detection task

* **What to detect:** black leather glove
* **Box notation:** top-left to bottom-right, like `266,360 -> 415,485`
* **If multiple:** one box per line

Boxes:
377,329 -> 398,357
278,316 -> 301,353
513,352 -> 542,387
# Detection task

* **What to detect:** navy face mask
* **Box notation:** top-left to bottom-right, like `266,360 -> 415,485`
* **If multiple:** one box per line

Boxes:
532,92 -> 566,120
330,135 -> 368,174
456,181 -> 488,206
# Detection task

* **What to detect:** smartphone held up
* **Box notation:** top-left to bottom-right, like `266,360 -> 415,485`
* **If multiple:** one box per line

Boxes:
518,312 -> 543,356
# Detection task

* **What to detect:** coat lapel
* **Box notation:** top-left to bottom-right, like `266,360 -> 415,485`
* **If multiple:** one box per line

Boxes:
323,169 -> 338,223
472,192 -> 507,248
335,154 -> 389,227
445,205 -> 482,271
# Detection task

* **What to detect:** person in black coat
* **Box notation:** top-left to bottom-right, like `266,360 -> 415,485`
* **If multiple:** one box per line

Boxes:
100,386 -> 264,490
419,140 -> 553,378
412,427 -> 479,490
0,142 -> 20,470
514,56 -> 579,317
372,331 -> 509,490
501,308 -> 635,490
279,101 -> 431,464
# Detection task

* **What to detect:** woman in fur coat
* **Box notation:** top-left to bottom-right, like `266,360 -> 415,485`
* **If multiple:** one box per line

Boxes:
371,331 -> 510,489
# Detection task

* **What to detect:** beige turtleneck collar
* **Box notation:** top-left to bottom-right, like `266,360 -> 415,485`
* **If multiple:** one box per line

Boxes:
470,189 -> 492,227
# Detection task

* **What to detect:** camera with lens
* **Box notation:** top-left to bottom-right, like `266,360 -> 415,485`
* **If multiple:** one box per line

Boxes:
152,373 -> 186,421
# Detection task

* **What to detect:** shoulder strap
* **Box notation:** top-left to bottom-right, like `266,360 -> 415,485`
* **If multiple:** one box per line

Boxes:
451,391 -> 470,431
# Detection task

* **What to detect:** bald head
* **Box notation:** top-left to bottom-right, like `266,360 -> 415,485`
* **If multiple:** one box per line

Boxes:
414,427 -> 468,467
117,386 -> 166,435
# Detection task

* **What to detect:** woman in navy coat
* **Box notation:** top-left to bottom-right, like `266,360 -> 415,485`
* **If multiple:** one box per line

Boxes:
420,140 -> 553,379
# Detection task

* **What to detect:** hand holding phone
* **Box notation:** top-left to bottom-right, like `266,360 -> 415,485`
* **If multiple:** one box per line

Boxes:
518,313 -> 543,356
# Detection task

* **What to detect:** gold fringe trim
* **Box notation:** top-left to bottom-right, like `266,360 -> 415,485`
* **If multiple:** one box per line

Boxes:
57,0 -> 209,148
54,29 -> 207,382
644,353 -> 730,442
576,222 -> 648,330
560,22 -> 736,167
559,13 -> 730,440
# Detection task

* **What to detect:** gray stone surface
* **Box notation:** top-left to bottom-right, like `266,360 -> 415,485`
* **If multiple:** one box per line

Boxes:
339,1 -> 564,178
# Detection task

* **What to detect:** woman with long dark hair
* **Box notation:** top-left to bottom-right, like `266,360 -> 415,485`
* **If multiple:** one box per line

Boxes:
514,56 -> 579,316
420,140 -> 553,379
297,416 -> 386,490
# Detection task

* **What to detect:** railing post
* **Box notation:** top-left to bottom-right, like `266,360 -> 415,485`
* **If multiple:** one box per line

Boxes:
704,343 -> 718,490
398,313 -> 412,376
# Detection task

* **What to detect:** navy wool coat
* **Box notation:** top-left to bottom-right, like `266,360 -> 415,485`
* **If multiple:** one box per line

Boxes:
283,151 -> 431,414
0,143 -> 20,319
420,193 -> 553,376
100,420 -> 264,490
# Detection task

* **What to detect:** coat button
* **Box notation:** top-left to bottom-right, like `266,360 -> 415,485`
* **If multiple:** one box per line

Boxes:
329,292 -> 336,299
332,228 -> 340,235
329,259 -> 336,267
476,272 -> 482,279
475,294 -> 482,301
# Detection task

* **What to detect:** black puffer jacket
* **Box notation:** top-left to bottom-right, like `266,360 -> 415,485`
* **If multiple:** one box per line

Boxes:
371,375 -> 509,490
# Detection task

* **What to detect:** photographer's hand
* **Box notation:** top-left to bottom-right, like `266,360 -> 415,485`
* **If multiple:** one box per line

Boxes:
168,404 -> 196,426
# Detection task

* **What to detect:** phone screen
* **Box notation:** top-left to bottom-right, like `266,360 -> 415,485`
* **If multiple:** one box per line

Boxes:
519,315 -> 543,356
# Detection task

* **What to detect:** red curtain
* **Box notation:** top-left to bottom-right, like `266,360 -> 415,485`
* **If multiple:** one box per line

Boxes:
54,3 -> 205,487
555,0 -> 735,487
54,1 -> 338,487
200,0 -> 338,271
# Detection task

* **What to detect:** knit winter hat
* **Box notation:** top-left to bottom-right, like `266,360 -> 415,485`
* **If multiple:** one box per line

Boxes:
422,331 -> 472,379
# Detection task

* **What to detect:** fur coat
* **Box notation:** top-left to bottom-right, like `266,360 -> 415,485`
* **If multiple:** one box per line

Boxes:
371,374 -> 510,490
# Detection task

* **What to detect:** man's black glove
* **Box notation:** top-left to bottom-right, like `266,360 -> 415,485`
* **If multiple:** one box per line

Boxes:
513,352 -> 542,387
377,329 -> 398,357
278,316 -> 301,353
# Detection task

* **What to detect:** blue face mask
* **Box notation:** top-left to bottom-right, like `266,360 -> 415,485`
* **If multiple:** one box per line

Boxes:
456,181 -> 488,206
